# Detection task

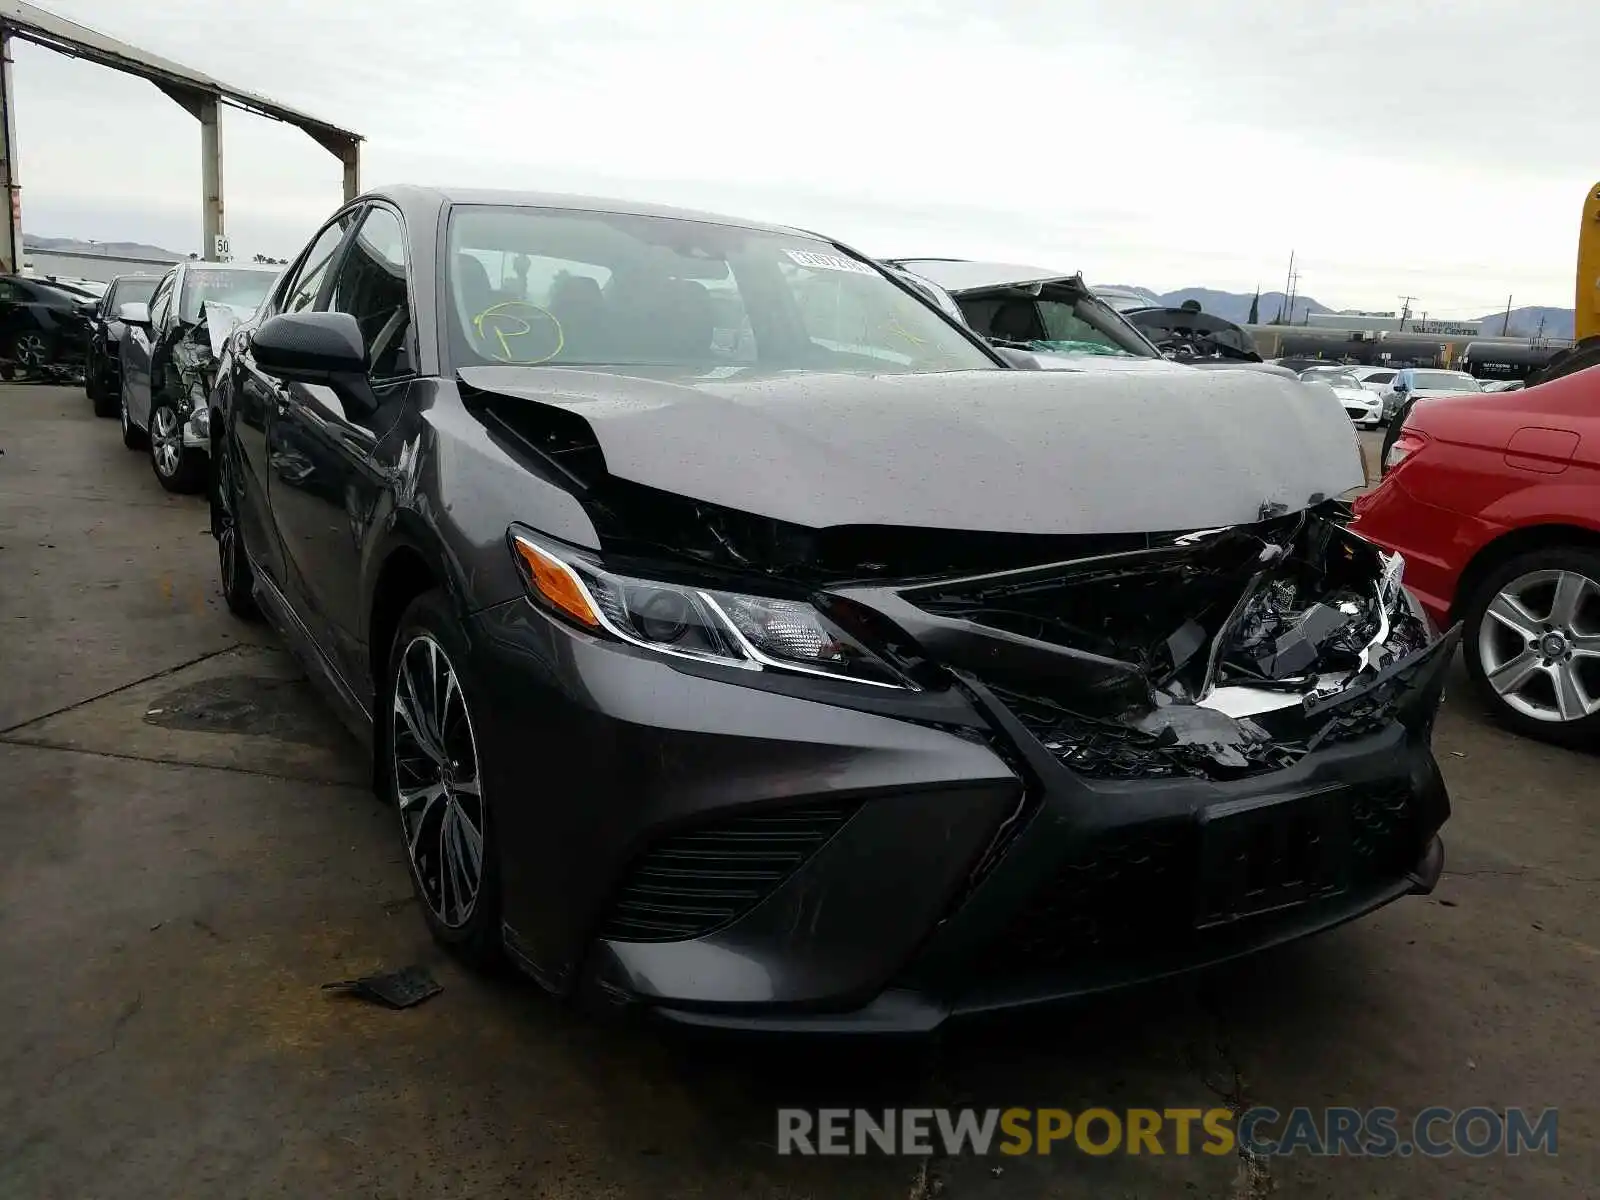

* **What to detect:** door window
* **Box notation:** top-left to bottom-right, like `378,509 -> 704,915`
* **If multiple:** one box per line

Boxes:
147,273 -> 176,327
282,218 -> 354,315
325,206 -> 413,378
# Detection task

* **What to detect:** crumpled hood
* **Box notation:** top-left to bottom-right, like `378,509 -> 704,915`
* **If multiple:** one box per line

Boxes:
458,364 -> 1365,534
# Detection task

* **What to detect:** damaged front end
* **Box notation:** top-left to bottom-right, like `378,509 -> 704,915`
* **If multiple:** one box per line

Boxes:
846,503 -> 1456,782
172,302 -> 254,455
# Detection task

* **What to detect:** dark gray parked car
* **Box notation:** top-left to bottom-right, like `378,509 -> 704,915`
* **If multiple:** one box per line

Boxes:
210,185 -> 1455,1032
84,273 -> 161,416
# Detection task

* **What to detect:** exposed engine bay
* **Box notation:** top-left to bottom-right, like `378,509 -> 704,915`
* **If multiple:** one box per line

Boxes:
894,505 -> 1450,780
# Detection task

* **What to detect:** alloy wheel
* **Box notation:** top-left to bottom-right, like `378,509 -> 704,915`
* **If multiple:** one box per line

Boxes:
15,332 -> 45,367
1477,568 -> 1600,722
150,406 -> 182,478
217,442 -> 240,585
392,634 -> 486,928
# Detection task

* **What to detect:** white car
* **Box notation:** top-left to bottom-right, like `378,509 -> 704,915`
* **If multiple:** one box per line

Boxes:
1299,367 -> 1383,428
1348,365 -> 1397,395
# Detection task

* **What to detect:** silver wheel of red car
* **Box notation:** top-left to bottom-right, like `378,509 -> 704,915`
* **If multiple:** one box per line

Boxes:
1466,550 -> 1600,744
393,632 -> 487,930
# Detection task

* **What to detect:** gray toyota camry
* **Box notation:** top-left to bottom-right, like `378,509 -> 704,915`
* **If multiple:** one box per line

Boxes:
209,185 -> 1456,1032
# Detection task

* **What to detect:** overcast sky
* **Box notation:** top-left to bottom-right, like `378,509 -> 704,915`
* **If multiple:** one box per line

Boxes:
16,0 -> 1596,315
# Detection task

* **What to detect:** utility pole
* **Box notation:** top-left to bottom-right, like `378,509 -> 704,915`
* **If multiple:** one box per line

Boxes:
1398,296 -> 1417,331
1500,294 -> 1514,336
1278,250 -> 1295,324
1534,313 -> 1547,342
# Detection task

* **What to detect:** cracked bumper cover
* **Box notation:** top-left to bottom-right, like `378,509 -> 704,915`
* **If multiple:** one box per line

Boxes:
468,584 -> 1457,1034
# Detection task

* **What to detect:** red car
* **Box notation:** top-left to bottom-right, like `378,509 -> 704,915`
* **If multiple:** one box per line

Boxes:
1351,365 -> 1600,746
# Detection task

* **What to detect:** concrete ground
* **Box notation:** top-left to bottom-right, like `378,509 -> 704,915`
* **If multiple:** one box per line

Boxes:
1,387 -> 1594,1199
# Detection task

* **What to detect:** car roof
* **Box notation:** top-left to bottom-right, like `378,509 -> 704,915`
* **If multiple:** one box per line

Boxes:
364,184 -> 817,240
887,258 -> 1080,293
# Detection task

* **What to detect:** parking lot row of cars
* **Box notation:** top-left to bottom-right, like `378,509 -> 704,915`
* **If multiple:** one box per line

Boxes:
59,186 -> 1595,1034
80,261 -> 280,491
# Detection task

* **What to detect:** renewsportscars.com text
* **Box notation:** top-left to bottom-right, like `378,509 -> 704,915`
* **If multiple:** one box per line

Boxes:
776,1106 -> 1558,1159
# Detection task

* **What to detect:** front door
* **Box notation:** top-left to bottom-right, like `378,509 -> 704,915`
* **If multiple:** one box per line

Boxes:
122,271 -> 174,428
233,217 -> 358,599
266,204 -> 415,707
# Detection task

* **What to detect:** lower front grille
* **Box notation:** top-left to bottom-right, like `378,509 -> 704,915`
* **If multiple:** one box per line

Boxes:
598,801 -> 859,943
992,686 -> 1297,781
987,781 -> 1419,970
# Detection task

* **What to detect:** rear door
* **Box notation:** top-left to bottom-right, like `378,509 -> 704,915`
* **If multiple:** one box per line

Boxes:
267,203 -> 415,702
232,213 -> 361,599
123,270 -> 174,428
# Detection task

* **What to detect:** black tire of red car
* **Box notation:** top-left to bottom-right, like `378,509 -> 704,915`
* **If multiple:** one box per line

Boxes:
382,589 -> 505,971
147,399 -> 207,494
211,430 -> 261,621
1461,545 -> 1600,748
120,387 -> 147,450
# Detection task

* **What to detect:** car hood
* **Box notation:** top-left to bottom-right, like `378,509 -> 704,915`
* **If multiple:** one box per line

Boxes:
458,364 -> 1365,534
1329,386 -> 1377,404
1408,388 -> 1481,400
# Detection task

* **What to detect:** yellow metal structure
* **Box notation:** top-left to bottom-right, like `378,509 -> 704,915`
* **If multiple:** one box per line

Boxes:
1579,181 -> 1600,342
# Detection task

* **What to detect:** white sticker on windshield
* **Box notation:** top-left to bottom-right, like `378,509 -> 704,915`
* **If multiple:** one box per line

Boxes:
784,249 -> 875,275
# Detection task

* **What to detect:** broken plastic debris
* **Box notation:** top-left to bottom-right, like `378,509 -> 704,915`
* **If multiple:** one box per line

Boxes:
322,965 -> 442,1009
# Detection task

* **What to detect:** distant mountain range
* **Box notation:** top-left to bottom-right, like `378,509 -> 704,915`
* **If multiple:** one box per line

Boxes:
23,232 -> 1578,340
25,234 -> 186,262
1104,285 -> 1575,340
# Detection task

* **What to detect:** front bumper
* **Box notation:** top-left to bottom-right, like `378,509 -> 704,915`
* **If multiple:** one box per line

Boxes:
467,591 -> 1456,1033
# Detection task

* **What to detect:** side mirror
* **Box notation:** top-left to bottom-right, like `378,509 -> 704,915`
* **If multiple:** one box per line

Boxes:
117,301 -> 150,326
251,311 -> 376,413
1393,381 -> 1409,393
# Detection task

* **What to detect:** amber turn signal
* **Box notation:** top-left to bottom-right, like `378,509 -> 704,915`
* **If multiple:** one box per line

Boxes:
512,536 -> 601,628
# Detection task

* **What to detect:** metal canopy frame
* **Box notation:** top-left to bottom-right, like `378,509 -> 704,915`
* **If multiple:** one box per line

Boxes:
0,0 -> 362,273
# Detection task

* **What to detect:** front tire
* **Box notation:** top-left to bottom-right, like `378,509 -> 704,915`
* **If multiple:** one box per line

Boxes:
1462,547 -> 1600,747
212,430 -> 260,621
120,387 -> 146,450
89,361 -> 119,417
148,400 -> 206,493
383,591 -> 504,970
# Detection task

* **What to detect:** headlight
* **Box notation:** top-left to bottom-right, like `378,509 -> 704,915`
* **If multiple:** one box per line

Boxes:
508,528 -> 911,689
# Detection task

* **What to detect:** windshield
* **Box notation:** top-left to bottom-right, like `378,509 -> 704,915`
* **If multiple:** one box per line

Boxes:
1412,371 -> 1480,391
178,268 -> 278,324
954,291 -> 1152,358
109,278 -> 158,310
1300,368 -> 1361,387
445,206 -> 994,375
1095,290 -> 1153,313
